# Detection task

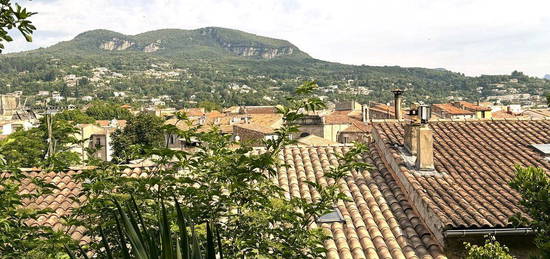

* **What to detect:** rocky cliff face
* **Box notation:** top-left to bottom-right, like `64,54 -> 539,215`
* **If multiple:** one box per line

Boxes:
144,40 -> 162,53
224,45 -> 295,59
100,38 -> 135,51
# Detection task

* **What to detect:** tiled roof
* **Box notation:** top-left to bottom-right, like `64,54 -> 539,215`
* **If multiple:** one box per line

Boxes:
324,110 -> 362,125
372,119 -> 550,234
274,145 -> 445,258
16,166 -> 156,244
181,108 -> 206,117
523,109 -> 550,119
491,110 -> 518,119
14,146 -> 446,258
95,120 -> 127,128
432,104 -> 474,115
341,121 -> 371,133
17,169 -> 88,243
454,101 -> 491,112
233,123 -> 275,134
296,135 -> 339,146
165,113 -> 282,134
370,103 -> 395,113
243,106 -> 277,114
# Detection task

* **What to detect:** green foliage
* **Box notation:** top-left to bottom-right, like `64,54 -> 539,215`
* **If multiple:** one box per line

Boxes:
509,166 -> 550,258
55,109 -> 96,124
464,236 -> 515,259
0,153 -> 72,258
0,0 -> 36,52
70,81 -> 368,258
197,101 -> 221,112
0,128 -> 45,167
111,112 -> 165,161
546,93 -> 549,107
0,116 -> 81,169
84,101 -> 133,120
67,197 -> 220,259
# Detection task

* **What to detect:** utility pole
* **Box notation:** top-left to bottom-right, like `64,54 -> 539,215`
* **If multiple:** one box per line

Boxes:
45,111 -> 56,159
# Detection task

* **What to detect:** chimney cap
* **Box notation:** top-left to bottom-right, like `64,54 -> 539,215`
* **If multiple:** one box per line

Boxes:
391,89 -> 405,96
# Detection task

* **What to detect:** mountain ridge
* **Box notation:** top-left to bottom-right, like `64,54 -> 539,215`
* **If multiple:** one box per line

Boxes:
38,27 -> 310,60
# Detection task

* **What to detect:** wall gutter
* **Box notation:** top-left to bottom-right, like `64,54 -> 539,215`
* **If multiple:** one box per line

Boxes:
444,228 -> 534,238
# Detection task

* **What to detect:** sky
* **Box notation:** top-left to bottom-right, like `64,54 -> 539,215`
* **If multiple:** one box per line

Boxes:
4,0 -> 550,77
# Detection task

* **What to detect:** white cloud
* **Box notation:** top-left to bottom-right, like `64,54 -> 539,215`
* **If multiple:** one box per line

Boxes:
4,0 -> 550,76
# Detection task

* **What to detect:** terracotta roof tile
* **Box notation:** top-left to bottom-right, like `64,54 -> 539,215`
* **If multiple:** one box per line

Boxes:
243,106 -> 278,114
233,123 -> 275,134
454,101 -> 491,112
491,110 -> 518,119
275,146 -> 445,258
432,104 -> 474,115
13,146 -> 446,258
372,119 -> 550,231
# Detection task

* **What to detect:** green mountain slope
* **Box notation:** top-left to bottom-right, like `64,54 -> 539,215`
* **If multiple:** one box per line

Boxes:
0,27 -> 548,108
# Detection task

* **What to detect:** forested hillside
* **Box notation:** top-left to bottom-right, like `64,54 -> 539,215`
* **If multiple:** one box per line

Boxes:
0,27 -> 548,108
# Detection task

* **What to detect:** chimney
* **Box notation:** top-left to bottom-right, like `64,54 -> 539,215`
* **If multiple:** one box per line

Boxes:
391,89 -> 404,120
404,123 -> 420,155
415,124 -> 434,170
361,104 -> 369,122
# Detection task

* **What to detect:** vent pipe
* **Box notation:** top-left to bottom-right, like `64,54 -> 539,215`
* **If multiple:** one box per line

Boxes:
391,89 -> 404,120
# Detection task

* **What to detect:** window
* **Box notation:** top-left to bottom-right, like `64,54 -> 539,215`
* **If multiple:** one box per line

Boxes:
532,144 -> 550,155
95,137 -> 102,148
316,208 -> 345,224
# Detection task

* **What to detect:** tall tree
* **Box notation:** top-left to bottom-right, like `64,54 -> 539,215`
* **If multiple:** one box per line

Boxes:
111,112 -> 165,161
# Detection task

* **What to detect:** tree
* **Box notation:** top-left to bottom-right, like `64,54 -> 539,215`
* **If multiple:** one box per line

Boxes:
509,166 -> 550,258
464,235 -> 515,259
70,81 -> 368,258
55,109 -> 95,124
84,101 -> 133,120
197,101 -> 221,112
0,0 -> 36,52
111,112 -> 165,161
546,93 -> 549,107
0,116 -> 81,169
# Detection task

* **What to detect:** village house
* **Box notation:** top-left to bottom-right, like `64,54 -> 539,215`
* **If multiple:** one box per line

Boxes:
72,119 -> 126,161
431,103 -> 475,119
450,101 -> 492,119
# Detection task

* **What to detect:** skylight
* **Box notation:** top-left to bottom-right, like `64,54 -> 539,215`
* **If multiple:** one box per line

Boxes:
316,208 -> 345,224
531,144 -> 550,155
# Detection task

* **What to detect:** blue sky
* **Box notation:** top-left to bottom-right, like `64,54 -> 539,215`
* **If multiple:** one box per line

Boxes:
5,0 -> 550,77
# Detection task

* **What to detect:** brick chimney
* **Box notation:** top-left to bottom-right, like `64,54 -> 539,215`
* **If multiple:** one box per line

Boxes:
415,124 -> 434,170
391,89 -> 404,120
